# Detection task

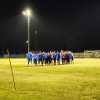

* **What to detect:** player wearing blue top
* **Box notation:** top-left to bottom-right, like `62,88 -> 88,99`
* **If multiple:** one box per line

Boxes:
38,51 -> 44,66
44,52 -> 48,65
33,52 -> 38,65
56,51 -> 61,65
26,51 -> 33,64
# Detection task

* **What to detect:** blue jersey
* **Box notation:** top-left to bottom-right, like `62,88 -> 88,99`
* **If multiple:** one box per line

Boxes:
44,53 -> 48,59
56,52 -> 60,60
26,52 -> 33,60
38,53 -> 44,60
33,53 -> 38,60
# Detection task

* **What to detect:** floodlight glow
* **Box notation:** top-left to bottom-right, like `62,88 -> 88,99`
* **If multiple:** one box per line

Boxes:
26,9 -> 31,16
22,11 -> 26,15
22,8 -> 32,17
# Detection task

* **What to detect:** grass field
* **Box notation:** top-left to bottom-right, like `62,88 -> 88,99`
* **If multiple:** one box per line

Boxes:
0,58 -> 100,100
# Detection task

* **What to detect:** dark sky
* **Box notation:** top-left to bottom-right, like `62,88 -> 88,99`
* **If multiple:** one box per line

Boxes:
0,0 -> 100,53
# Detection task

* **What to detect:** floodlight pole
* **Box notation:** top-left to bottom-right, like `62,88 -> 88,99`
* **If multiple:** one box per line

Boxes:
22,8 -> 31,52
28,15 -> 30,52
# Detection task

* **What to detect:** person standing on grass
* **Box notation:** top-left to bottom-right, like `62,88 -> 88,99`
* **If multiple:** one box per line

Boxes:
44,52 -> 48,65
61,50 -> 65,64
52,51 -> 57,65
33,51 -> 38,65
26,51 -> 33,64
48,51 -> 52,65
56,51 -> 61,65
67,51 -> 74,63
38,51 -> 45,66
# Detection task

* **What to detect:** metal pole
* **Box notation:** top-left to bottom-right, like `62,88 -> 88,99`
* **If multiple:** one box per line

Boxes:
7,50 -> 16,90
28,15 -> 30,52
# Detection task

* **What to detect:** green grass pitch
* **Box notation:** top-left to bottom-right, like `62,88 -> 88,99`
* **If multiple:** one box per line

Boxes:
0,58 -> 100,100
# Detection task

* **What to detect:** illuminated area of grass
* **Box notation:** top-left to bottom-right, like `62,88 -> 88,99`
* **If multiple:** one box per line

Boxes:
0,58 -> 100,100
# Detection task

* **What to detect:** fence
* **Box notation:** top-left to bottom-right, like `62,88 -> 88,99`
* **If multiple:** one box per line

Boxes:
74,50 -> 100,58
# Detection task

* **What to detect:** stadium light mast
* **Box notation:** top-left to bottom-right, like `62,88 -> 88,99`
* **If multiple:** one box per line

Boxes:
22,8 -> 32,52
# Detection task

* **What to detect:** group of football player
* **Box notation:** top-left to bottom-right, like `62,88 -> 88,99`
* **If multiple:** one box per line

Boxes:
26,50 -> 74,65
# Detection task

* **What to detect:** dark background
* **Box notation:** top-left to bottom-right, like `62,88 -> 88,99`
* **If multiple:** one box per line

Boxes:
0,0 -> 100,53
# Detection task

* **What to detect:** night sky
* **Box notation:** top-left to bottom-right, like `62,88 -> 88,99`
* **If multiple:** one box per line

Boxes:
0,0 -> 100,53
